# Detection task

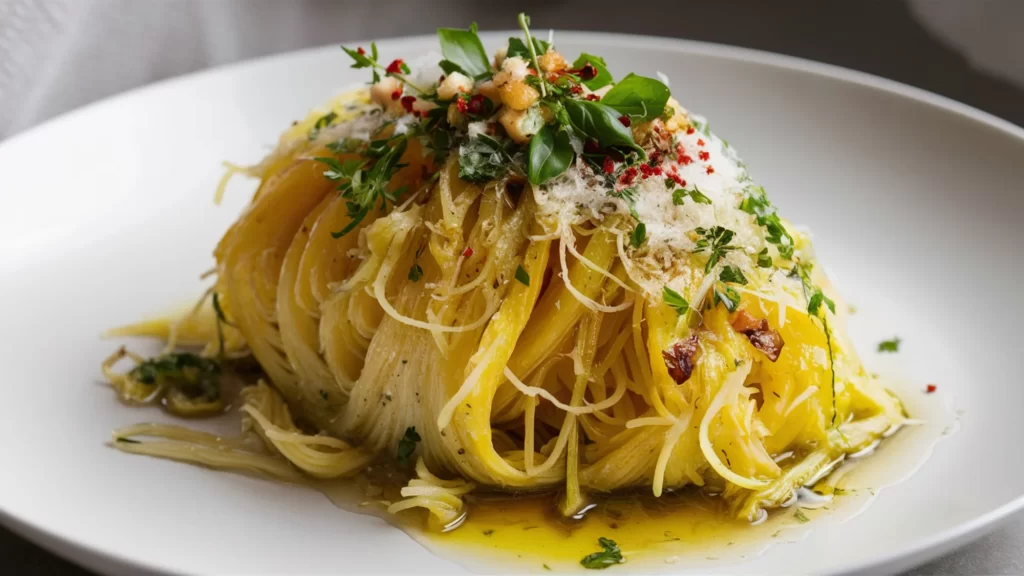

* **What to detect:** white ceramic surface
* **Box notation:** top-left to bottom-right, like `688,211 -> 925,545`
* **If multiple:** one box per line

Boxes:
0,31 -> 1022,575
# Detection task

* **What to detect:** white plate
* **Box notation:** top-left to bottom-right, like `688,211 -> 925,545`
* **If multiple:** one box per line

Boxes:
1,31 -> 1022,575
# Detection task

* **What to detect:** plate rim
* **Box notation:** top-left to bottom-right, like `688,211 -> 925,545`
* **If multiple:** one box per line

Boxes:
2,30 -> 1022,576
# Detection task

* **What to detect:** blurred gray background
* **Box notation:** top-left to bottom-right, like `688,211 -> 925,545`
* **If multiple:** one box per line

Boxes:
1,0 -> 1022,574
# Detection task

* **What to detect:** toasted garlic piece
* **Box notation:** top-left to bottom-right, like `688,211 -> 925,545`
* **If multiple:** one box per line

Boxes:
499,106 -> 545,144
477,80 -> 501,106
538,51 -> 567,73
370,77 -> 402,108
437,71 -> 473,101
499,81 -> 540,111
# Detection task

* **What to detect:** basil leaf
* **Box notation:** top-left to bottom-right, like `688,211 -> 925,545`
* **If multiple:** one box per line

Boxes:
570,53 -> 613,90
439,60 -> 468,76
600,73 -> 671,121
563,99 -> 640,153
507,37 -> 550,60
527,125 -> 573,185
580,537 -> 624,570
437,27 -> 492,79
515,265 -> 531,286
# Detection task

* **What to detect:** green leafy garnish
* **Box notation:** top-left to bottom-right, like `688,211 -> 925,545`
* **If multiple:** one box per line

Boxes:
571,53 -> 613,90
662,286 -> 689,316
600,73 -> 671,121
630,222 -> 646,249
563,99 -> 641,154
757,248 -> 773,268
517,13 -> 547,98
130,352 -> 221,402
515,264 -> 531,286
714,285 -> 741,312
459,134 -> 514,183
437,23 -> 492,79
878,337 -> 901,353
397,426 -> 421,465
693,226 -> 737,273
719,265 -> 748,285
580,537 -> 624,570
794,508 -> 810,523
528,125 -> 574,185
408,263 -> 424,282
807,289 -> 836,317
507,37 -> 551,60
308,111 -> 337,140
740,185 -> 794,259
316,134 -> 409,238
671,186 -> 712,206
342,42 -> 426,93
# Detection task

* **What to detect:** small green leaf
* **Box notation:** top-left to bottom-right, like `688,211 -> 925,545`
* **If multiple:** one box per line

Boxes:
460,134 -> 514,183
506,37 -> 551,60
438,59 -> 467,76
600,73 -> 671,121
662,286 -> 689,316
515,264 -> 531,286
397,426 -> 421,465
408,263 -> 423,282
528,125 -> 574,185
715,286 -> 741,312
877,337 -> 901,353
688,186 -> 712,204
571,53 -> 613,90
630,222 -> 646,248
807,289 -> 836,317
563,99 -> 641,154
794,508 -> 810,523
719,265 -> 748,285
437,26 -> 492,78
580,537 -> 624,570
757,248 -> 773,268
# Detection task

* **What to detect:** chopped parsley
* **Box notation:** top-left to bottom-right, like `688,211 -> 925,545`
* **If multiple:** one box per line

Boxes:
740,185 -> 794,260
515,265 -> 531,286
672,186 -> 712,206
459,134 -> 515,183
130,352 -> 221,402
693,226 -> 737,273
580,537 -> 624,570
308,111 -> 337,140
757,247 -> 773,268
878,337 -> 901,353
629,222 -> 646,248
794,508 -> 810,523
662,286 -> 689,315
718,265 -> 747,285
396,426 -> 421,466
408,263 -> 424,282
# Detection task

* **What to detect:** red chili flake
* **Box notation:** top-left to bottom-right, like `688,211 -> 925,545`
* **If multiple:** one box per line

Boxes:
467,94 -> 486,115
619,167 -> 638,185
618,115 -> 631,127
585,94 -> 601,101
698,150 -> 710,161
570,84 -> 583,95
390,88 -> 402,100
650,152 -> 663,164
697,138 -> 705,147
667,169 -> 686,188
653,165 -> 663,176
675,143 -> 686,159
639,164 -> 654,178
463,246 -> 474,258
662,335 -> 700,384
579,63 -> 597,81
584,140 -> 601,154
400,95 -> 416,113
385,59 -> 405,74
686,126 -> 695,135
455,95 -> 469,114
680,155 -> 694,166
602,156 -> 615,174
357,47 -> 366,55
706,165 -> 715,175
926,384 -> 937,393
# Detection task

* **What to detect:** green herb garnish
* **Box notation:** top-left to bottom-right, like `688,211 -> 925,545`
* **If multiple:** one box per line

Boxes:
878,337 -> 901,353
571,53 -> 612,90
757,248 -> 773,268
308,111 -> 338,140
437,23 -> 493,79
719,265 -> 748,285
662,286 -> 689,316
460,134 -> 515,183
794,508 -> 810,523
693,226 -> 737,273
528,125 -> 574,185
630,222 -> 646,248
397,426 -> 421,466
515,265 -> 531,286
580,537 -> 624,570
600,73 -> 670,121
408,263 -> 424,282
